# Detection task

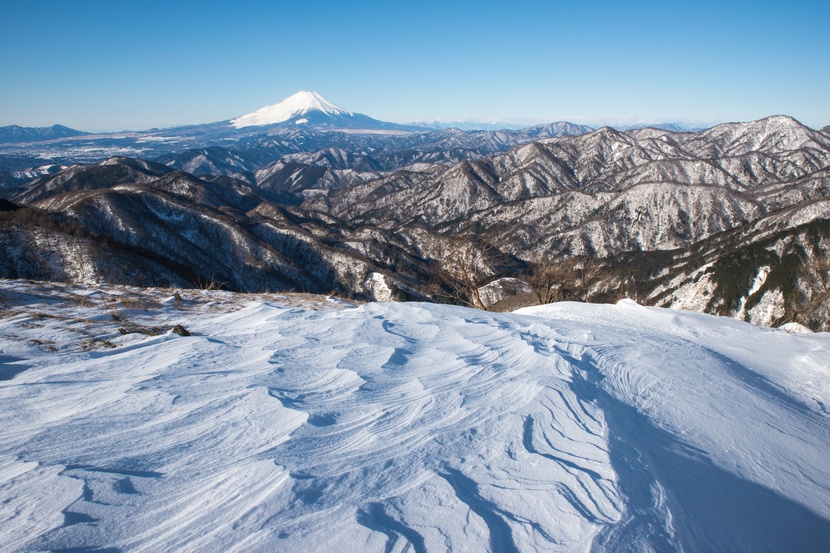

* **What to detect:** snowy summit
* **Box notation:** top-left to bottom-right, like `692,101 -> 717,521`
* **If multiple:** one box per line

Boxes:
230,91 -> 353,128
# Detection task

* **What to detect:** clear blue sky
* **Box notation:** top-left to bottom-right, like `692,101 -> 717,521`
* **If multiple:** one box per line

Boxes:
2,0 -> 828,131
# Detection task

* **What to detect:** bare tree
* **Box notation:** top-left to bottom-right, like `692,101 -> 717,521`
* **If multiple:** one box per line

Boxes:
432,237 -> 498,310
575,257 -> 601,302
792,254 -> 830,331
528,258 -> 572,304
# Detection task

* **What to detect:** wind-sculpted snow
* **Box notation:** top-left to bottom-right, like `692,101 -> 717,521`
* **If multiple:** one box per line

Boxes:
1,286 -> 829,552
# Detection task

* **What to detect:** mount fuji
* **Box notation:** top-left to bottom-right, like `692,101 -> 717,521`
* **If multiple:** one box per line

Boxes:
229,91 -> 423,132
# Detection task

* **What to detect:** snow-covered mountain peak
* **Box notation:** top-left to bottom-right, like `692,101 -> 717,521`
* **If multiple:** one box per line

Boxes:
231,91 -> 352,128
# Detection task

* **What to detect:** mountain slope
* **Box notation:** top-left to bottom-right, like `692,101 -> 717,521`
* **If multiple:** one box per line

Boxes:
306,116 -> 830,256
0,284 -> 828,552
12,157 -> 173,205
156,147 -> 259,182
1,167 -> 429,300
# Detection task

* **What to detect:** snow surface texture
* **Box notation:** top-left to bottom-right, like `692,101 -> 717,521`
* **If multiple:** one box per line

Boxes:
1,281 -> 829,552
230,91 -> 352,128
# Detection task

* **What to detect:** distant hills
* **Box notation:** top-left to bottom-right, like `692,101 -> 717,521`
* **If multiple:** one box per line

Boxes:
0,92 -> 597,166
0,124 -> 88,144
0,91 -> 709,146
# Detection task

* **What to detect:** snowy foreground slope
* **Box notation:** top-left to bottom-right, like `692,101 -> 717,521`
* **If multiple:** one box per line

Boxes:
1,282 -> 829,552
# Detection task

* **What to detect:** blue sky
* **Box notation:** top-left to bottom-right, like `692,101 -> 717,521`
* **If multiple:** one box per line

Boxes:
2,0 -> 828,131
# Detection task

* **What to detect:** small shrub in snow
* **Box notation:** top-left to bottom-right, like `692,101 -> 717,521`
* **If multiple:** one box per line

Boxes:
171,324 -> 191,336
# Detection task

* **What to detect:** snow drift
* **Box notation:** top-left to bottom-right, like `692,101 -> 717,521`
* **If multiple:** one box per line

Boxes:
0,283 -> 828,552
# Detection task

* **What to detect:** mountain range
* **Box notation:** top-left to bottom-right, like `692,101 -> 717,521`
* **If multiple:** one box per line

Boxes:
1,92 -> 829,330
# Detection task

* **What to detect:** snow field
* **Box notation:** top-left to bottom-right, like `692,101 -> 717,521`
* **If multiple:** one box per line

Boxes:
1,283 -> 829,551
